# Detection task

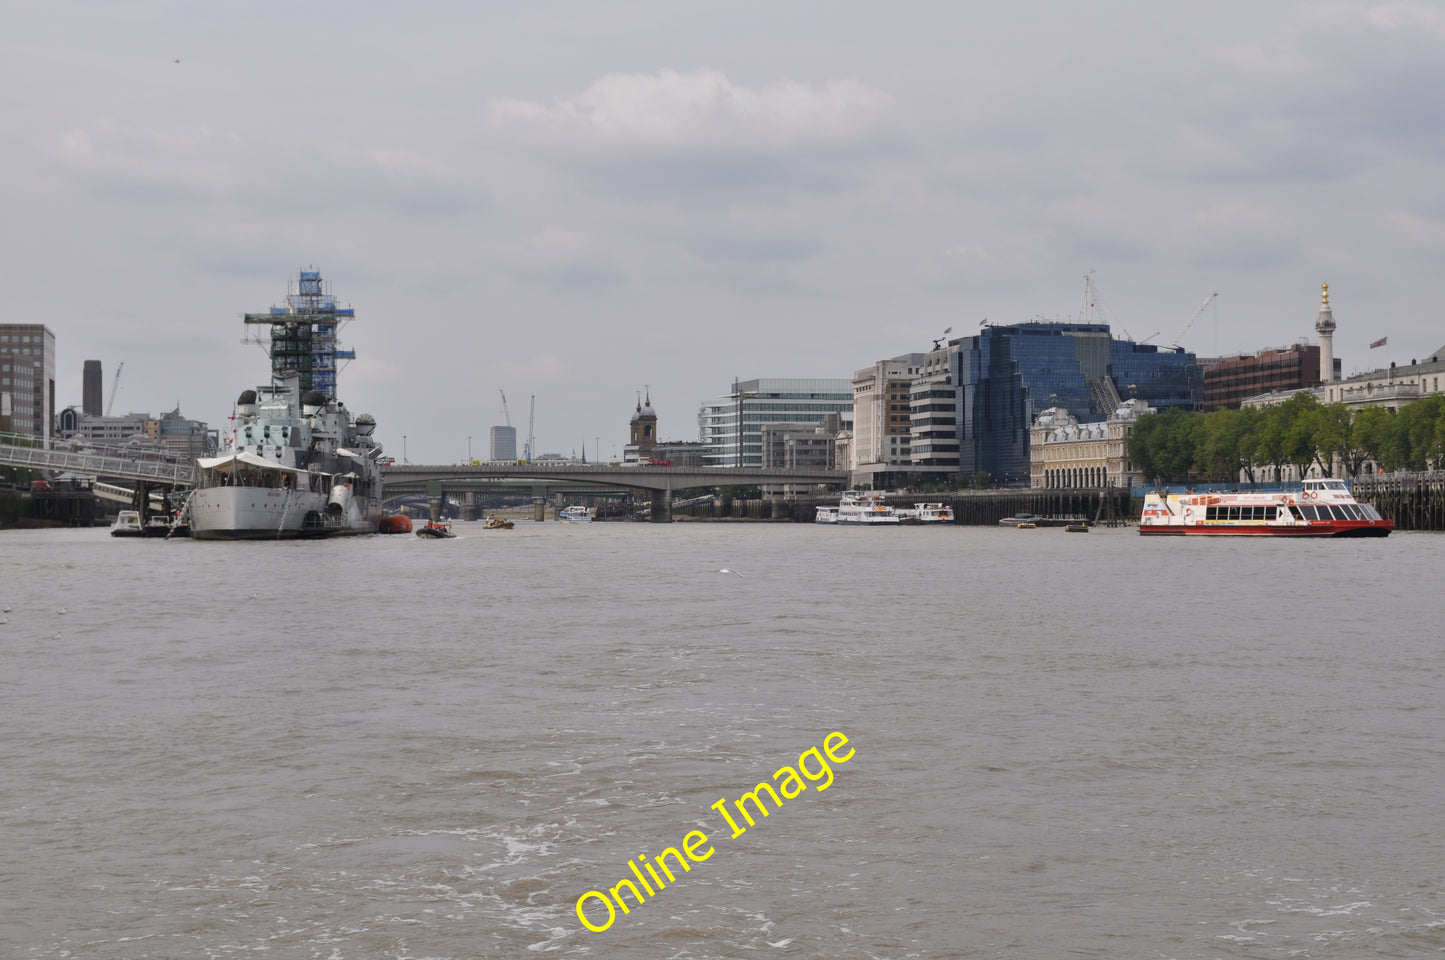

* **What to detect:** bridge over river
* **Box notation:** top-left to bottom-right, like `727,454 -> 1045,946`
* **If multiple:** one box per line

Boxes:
381,462 -> 848,521
0,437 -> 846,522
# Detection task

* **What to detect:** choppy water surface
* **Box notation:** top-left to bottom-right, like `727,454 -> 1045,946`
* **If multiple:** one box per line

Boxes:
1,522 -> 1442,959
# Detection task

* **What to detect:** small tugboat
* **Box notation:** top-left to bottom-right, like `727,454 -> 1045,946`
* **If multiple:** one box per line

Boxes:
1064,523 -> 1089,533
1138,478 -> 1393,537
483,514 -> 514,529
416,520 -> 456,538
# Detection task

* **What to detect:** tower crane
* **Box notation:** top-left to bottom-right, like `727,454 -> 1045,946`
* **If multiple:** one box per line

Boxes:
106,362 -> 124,416
1171,292 -> 1218,350
499,389 -> 513,428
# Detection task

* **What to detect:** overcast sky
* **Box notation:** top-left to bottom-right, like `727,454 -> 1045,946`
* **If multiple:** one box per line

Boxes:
5,1 -> 1444,461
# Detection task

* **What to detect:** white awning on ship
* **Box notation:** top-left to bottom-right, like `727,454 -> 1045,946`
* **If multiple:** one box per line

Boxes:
195,451 -> 303,474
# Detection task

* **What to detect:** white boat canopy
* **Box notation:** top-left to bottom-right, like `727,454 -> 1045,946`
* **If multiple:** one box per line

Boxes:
195,451 -> 304,474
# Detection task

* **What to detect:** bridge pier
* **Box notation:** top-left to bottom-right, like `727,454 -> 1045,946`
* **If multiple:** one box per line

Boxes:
426,481 -> 443,522
650,486 -> 672,523
532,485 -> 548,522
461,491 -> 477,522
132,481 -> 153,524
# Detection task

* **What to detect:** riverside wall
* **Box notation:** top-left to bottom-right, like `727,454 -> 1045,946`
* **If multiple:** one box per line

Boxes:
1353,472 -> 1445,532
672,488 -> 1135,525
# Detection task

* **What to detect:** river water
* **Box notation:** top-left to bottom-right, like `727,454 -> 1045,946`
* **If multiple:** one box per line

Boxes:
1,522 -> 1442,959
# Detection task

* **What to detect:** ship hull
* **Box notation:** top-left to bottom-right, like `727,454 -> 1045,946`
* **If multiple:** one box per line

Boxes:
1139,522 -> 1391,537
190,486 -> 379,540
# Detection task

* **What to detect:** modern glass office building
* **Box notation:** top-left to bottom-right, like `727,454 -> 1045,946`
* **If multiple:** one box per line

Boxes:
948,322 -> 1201,484
701,378 -> 854,468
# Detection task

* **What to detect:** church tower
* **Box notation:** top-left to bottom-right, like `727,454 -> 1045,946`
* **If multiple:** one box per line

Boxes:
629,389 -> 658,460
1316,283 -> 1337,383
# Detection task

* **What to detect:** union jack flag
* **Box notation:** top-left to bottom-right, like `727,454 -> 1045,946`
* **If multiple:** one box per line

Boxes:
1370,336 -> 1387,349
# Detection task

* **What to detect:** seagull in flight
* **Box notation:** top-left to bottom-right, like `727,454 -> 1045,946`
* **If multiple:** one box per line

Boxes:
717,568 -> 745,578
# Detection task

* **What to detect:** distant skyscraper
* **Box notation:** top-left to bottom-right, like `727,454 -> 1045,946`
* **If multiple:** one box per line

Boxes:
83,360 -> 103,416
490,425 -> 517,461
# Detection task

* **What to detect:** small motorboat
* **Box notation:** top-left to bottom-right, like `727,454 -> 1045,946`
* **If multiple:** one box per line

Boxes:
1015,522 -> 1037,529
483,515 -> 514,529
1064,523 -> 1089,533
416,520 -> 457,538
110,510 -> 172,538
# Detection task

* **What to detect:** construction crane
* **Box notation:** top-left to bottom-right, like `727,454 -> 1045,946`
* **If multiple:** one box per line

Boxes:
499,389 -> 513,428
106,362 -> 124,416
524,395 -> 535,462
1171,292 -> 1218,350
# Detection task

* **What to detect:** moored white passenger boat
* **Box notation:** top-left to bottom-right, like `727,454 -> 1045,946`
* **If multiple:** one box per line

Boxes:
814,505 -> 840,523
836,491 -> 900,525
896,502 -> 954,524
1139,479 -> 1392,537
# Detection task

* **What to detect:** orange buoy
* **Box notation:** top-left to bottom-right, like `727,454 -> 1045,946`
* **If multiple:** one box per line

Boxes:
379,514 -> 413,534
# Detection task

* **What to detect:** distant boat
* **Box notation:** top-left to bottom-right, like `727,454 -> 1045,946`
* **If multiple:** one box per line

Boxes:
896,503 -> 954,524
835,491 -> 900,525
558,505 -> 594,522
110,510 -> 170,538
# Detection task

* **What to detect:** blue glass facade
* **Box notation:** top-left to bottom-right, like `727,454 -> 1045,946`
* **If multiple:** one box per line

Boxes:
953,322 -> 1201,484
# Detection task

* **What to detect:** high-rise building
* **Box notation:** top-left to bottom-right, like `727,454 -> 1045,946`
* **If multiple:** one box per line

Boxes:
490,425 -> 517,461
928,322 -> 1201,485
0,324 -> 56,442
700,378 -> 854,468
83,360 -> 103,416
849,354 -> 928,489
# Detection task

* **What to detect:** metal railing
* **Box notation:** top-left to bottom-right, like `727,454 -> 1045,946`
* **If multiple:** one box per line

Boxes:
0,435 -> 194,486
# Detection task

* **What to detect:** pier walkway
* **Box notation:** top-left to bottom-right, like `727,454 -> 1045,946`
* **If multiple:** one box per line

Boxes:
0,437 -> 194,486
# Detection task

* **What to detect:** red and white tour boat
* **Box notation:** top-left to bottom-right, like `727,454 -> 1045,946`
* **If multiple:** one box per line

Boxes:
1139,478 -> 1393,537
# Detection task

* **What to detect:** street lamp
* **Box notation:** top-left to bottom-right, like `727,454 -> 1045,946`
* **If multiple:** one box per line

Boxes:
468,435 -> 472,462
595,436 -> 600,464
403,435 -> 407,463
